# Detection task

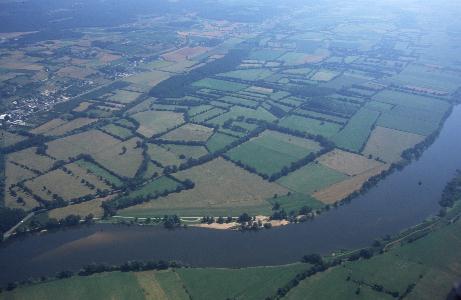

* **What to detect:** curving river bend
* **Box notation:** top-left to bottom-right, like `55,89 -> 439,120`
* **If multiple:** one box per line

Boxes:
1,105 -> 461,284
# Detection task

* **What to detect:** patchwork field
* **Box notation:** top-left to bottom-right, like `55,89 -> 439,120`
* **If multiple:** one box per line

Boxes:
226,130 -> 322,176
362,126 -> 425,162
192,78 -> 248,92
8,147 -> 55,173
133,111 -> 185,138
312,164 -> 390,204
119,158 -> 288,217
278,115 -> 342,138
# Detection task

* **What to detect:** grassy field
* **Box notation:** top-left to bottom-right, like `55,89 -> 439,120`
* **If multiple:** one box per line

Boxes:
192,78 -> 248,92
333,108 -> 380,152
267,192 -> 324,212
217,95 -> 259,108
362,126 -> 425,162
190,107 -> 226,123
176,264 -> 308,300
30,118 -> 67,134
107,89 -> 141,104
160,123 -> 213,142
48,196 -> 107,219
372,90 -> 450,111
206,132 -> 238,153
310,69 -> 340,81
119,158 -> 286,217
147,144 -> 183,167
101,124 -> 133,140
278,115 -> 342,138
75,159 -> 123,187
218,68 -> 273,81
227,130 -> 322,176
247,49 -> 286,60
8,147 -> 55,173
286,217 -> 461,300
277,162 -> 348,195
24,168 -> 96,202
206,106 -> 276,126
42,118 -> 98,137
163,144 -> 208,160
133,111 -> 185,138
0,130 -> 26,147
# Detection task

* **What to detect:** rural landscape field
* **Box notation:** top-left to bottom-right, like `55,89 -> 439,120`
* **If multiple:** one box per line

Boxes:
1,0 -> 461,299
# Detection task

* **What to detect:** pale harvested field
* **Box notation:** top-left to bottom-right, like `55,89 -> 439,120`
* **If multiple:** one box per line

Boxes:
72,101 -> 93,112
122,157 -> 288,213
56,66 -> 96,79
161,123 -> 214,142
317,149 -> 384,176
133,111 -> 185,138
107,90 -> 142,104
8,148 -> 55,173
362,126 -> 425,163
30,118 -> 67,134
46,130 -> 120,160
147,144 -> 183,167
312,164 -> 390,204
44,118 -> 98,136
24,168 -> 96,202
48,195 -> 113,219
125,70 -> 171,88
162,46 -> 209,62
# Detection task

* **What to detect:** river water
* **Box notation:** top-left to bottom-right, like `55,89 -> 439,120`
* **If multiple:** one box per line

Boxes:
1,106 -> 461,284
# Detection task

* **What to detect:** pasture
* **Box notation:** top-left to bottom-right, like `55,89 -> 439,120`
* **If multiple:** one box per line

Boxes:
119,158 -> 286,217
277,163 -> 348,195
226,130 -> 322,176
160,123 -> 214,142
205,132 -> 238,153
192,78 -> 248,92
317,149 -> 384,176
133,111 -> 185,138
278,115 -> 342,138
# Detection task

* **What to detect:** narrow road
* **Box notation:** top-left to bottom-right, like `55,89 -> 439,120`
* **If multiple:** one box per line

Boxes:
2,212 -> 35,241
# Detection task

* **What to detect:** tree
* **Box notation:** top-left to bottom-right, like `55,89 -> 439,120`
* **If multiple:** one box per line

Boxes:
238,213 -> 251,224
301,254 -> 323,265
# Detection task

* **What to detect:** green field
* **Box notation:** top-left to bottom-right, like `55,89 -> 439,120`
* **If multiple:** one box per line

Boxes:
248,49 -> 286,61
267,192 -> 324,212
206,106 -> 276,126
75,159 -> 123,187
101,124 -> 133,140
278,115 -> 342,138
277,163 -> 348,195
192,78 -> 248,92
217,95 -> 259,108
333,108 -> 380,152
218,68 -> 273,81
206,132 -> 238,152
226,130 -> 322,176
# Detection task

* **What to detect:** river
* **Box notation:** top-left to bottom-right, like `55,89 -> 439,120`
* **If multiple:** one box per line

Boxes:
1,105 -> 461,285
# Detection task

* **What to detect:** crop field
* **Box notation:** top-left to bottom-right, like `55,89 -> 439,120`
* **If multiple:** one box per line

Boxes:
377,111 -> 438,136
278,115 -> 342,138
247,49 -> 286,61
120,158 -> 287,217
101,124 -> 133,140
362,126 -> 425,162
217,95 -> 259,108
133,111 -> 185,138
160,123 -> 213,142
317,149 -> 384,176
226,130 -> 322,176
312,164 -> 389,204
372,90 -> 450,111
72,101 -> 93,112
0,130 -> 26,147
333,108 -> 380,153
192,78 -> 248,92
65,163 -> 112,191
277,162 -> 348,195
29,118 -> 67,134
206,132 -> 237,152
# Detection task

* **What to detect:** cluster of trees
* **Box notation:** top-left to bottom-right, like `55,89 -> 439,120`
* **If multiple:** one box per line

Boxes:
162,215 -> 181,229
439,171 -> 461,208
0,207 -> 26,237
150,49 -> 249,98
201,216 -> 233,224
